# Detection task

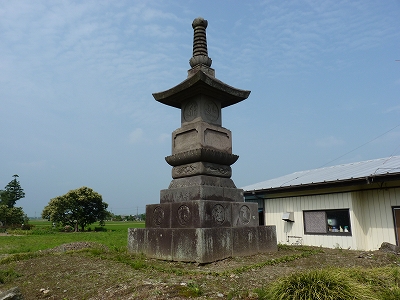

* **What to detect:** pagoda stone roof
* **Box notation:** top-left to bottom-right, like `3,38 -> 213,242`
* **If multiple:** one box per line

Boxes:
152,70 -> 250,109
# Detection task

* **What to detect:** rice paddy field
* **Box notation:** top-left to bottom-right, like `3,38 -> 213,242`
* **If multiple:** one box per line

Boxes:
0,220 -> 144,254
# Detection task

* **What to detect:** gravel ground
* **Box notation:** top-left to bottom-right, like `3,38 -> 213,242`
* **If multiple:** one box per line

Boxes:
1,242 -> 399,299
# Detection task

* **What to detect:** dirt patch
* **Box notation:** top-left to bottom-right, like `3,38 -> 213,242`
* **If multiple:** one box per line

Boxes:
1,244 -> 399,299
39,241 -> 109,254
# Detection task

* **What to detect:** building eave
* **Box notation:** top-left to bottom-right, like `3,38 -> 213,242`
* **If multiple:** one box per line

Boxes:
244,172 -> 400,197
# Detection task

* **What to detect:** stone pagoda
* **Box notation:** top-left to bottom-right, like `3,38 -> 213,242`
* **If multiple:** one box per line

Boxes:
128,17 -> 277,263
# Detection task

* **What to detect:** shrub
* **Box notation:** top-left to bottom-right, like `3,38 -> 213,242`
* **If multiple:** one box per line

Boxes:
31,226 -> 57,235
21,223 -> 33,230
64,225 -> 74,232
94,226 -> 107,232
266,268 -> 376,300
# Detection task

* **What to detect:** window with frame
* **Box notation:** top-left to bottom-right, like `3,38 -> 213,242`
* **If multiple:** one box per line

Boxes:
303,209 -> 351,235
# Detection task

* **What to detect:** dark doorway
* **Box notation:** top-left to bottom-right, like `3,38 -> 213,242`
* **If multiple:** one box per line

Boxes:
258,209 -> 265,226
393,207 -> 400,245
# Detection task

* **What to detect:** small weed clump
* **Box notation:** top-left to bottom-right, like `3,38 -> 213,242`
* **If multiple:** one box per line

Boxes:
178,281 -> 203,297
265,268 -> 376,300
0,267 -> 21,283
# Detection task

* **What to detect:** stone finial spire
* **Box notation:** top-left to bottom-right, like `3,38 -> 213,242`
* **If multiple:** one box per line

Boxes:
189,17 -> 212,68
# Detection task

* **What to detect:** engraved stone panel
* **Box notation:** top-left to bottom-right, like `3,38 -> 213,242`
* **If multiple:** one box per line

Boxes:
212,204 -> 225,225
145,204 -> 171,228
231,202 -> 258,227
205,162 -> 231,177
204,129 -> 230,151
177,205 -> 191,226
239,205 -> 251,224
203,99 -> 219,122
172,162 -> 231,179
183,100 -> 198,122
170,200 -> 231,228
153,206 -> 165,227
173,164 -> 198,177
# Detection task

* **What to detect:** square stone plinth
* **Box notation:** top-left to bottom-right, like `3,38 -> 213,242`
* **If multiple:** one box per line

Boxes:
128,226 -> 277,263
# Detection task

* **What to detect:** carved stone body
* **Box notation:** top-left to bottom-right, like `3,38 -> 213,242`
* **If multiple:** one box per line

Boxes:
128,17 -> 277,263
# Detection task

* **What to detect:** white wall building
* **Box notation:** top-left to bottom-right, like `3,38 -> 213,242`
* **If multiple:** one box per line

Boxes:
243,156 -> 400,250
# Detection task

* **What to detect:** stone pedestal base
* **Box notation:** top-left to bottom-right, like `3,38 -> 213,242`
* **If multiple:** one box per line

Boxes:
128,226 -> 277,263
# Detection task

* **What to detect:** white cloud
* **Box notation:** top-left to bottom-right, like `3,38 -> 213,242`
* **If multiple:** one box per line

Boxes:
315,136 -> 344,148
385,106 -> 400,114
128,128 -> 144,144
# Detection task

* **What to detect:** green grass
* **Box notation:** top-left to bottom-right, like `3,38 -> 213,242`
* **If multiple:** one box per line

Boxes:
258,267 -> 400,300
2,223 -> 400,299
0,267 -> 21,283
178,281 -> 203,297
0,220 -> 144,255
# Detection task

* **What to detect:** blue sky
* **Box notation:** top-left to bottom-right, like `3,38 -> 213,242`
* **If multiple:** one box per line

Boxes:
1,0 -> 399,217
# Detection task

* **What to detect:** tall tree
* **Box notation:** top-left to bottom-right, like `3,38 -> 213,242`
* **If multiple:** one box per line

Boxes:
0,175 -> 25,208
42,186 -> 109,231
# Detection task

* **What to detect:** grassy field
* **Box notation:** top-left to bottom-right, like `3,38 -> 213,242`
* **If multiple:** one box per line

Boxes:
2,221 -> 400,299
0,220 -> 145,255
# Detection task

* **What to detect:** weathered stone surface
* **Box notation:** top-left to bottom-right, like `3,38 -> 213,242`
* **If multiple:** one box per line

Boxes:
379,242 -> 400,253
189,18 -> 212,67
168,175 -> 236,189
172,162 -> 231,179
224,187 -> 244,202
172,121 -> 232,154
232,227 -> 260,257
145,200 -> 233,228
181,95 -> 222,126
166,148 -> 238,167
0,287 -> 24,300
146,228 -> 173,260
145,204 -> 171,228
128,226 -> 277,263
127,228 -> 146,253
152,70 -> 250,109
257,226 -> 278,253
231,202 -> 259,227
160,186 -> 239,203
128,17 -> 277,264
171,228 -> 233,262
187,63 -> 215,78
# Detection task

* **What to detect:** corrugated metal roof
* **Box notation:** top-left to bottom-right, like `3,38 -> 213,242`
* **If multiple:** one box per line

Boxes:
242,156 -> 400,192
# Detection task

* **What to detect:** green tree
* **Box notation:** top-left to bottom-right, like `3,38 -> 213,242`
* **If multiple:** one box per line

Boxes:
0,175 -> 25,208
0,205 -> 25,226
42,186 -> 109,231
